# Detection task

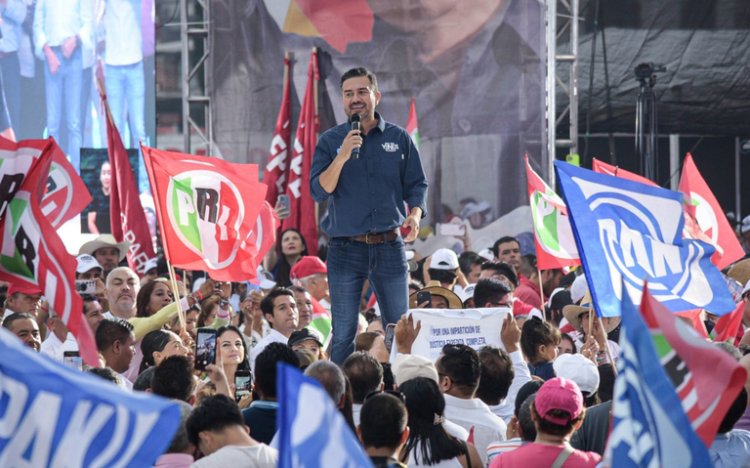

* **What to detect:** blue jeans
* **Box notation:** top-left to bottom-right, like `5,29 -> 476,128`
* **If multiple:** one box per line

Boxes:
44,47 -> 82,172
106,61 -> 148,192
327,236 -> 409,364
105,61 -> 146,148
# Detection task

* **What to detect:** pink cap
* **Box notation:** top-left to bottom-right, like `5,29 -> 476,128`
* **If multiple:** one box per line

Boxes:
290,256 -> 327,280
534,377 -> 584,425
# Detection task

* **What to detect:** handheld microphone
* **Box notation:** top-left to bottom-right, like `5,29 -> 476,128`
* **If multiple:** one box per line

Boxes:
350,114 -> 361,159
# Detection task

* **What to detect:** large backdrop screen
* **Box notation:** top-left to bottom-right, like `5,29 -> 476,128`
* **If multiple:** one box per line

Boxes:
1,0 -> 155,171
212,0 -> 545,225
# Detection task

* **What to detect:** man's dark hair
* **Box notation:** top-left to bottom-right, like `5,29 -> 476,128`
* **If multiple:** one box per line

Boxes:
305,360 -> 346,405
260,287 -> 295,320
152,355 -> 195,402
254,342 -> 300,399
360,393 -> 407,450
492,236 -> 519,258
342,352 -> 383,403
1,312 -> 35,330
473,278 -> 511,308
288,285 -> 307,295
518,394 -> 537,442
436,344 -> 481,394
521,317 -> 561,363
481,262 -> 518,287
340,67 -> 378,93
458,251 -> 485,277
532,401 -> 585,437
87,367 -> 122,385
186,394 -> 244,446
133,366 -> 156,392
95,318 -> 134,351
718,387 -> 748,433
427,269 -> 458,285
476,346 -> 514,406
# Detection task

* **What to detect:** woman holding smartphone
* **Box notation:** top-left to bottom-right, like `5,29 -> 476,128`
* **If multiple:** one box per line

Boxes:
216,325 -> 252,402
268,228 -> 308,287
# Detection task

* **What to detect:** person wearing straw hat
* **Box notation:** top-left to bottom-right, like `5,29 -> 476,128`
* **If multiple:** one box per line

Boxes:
409,282 -> 463,310
562,292 -> 621,364
78,234 -> 129,277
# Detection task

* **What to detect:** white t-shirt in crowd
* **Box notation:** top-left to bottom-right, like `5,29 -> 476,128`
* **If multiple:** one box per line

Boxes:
191,444 -> 278,468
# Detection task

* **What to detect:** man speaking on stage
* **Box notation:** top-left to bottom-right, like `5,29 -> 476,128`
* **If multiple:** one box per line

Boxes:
310,67 -> 428,364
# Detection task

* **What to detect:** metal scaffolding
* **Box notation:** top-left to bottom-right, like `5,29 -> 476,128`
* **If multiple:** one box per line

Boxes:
546,0 -> 579,187
180,0 -> 213,155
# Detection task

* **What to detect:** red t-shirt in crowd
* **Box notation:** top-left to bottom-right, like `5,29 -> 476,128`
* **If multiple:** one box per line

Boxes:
489,442 -> 601,468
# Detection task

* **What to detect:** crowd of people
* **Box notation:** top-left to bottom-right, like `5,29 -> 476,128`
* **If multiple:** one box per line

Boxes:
2,229 -> 750,467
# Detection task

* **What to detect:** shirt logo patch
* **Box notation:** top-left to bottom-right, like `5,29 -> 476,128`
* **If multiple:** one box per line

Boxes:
382,142 -> 399,152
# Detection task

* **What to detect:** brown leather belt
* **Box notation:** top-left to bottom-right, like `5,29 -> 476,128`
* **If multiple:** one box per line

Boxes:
348,229 -> 399,244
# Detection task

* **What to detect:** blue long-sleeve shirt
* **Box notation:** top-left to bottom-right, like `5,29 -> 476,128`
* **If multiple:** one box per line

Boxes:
310,113 -> 428,237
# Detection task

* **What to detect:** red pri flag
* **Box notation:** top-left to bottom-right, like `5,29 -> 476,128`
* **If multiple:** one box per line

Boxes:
679,153 -> 744,269
591,158 -> 657,186
0,145 -> 99,366
263,55 -> 293,207
250,201 -> 280,262
142,145 -> 268,281
641,286 -> 747,446
0,137 -> 92,228
710,300 -> 745,345
102,95 -> 156,274
282,49 -> 319,255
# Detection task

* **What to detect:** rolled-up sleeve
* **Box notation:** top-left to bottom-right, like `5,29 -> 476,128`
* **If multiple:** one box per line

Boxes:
310,136 -> 334,202
402,135 -> 428,217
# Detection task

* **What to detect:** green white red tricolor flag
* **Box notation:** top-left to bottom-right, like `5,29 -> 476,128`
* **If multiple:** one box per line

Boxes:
406,97 -> 419,150
142,145 -> 268,281
0,143 -> 99,366
524,155 -> 579,270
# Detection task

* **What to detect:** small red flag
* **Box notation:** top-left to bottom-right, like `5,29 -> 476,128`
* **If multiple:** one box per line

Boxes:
679,153 -> 744,270
250,201 -> 280,262
263,56 -> 293,207
710,301 -> 745,345
102,95 -> 156,274
282,49 -> 319,255
0,144 -> 99,366
142,145 -> 268,281
591,158 -> 657,186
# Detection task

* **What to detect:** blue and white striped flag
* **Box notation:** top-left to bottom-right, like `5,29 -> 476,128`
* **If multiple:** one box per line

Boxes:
605,284 -> 711,467
0,328 -> 180,467
555,160 -> 734,317
277,363 -> 373,468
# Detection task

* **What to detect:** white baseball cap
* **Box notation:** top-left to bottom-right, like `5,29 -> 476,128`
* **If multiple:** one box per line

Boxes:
569,273 -> 589,304
552,353 -> 600,395
430,248 -> 459,270
76,254 -> 103,274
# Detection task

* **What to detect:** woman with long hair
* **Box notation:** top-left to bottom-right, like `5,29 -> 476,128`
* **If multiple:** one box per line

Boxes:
400,377 -> 482,467
216,325 -> 250,390
139,329 -> 190,373
135,278 -> 174,318
270,228 -> 308,287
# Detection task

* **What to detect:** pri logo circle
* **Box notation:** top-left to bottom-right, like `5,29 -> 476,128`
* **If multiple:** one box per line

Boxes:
166,170 -> 244,269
